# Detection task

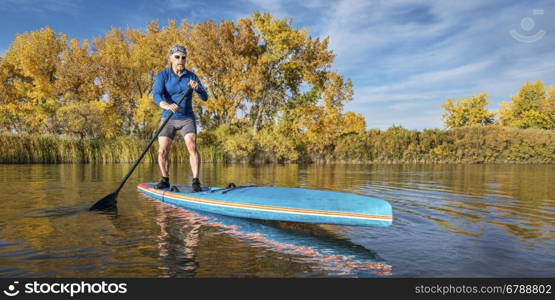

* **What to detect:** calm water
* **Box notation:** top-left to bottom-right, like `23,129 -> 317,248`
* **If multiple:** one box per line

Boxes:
0,163 -> 553,278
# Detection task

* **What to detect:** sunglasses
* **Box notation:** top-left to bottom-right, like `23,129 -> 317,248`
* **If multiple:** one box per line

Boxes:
173,55 -> 186,60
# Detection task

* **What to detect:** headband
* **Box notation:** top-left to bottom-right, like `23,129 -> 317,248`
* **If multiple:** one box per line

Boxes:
169,45 -> 187,56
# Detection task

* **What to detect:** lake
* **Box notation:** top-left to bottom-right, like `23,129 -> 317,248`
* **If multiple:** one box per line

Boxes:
0,163 -> 553,277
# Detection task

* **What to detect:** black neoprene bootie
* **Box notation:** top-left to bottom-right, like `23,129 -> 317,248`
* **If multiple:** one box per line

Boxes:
156,176 -> 170,189
192,177 -> 202,192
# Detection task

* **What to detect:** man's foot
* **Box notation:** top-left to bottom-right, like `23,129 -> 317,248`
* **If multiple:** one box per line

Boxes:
155,176 -> 170,189
192,177 -> 202,192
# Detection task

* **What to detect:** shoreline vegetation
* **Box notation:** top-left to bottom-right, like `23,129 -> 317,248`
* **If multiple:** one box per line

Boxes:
2,125 -> 554,164
1,12 -> 554,165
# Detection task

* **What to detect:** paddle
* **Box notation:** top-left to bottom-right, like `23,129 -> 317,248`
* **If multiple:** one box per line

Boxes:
89,87 -> 193,211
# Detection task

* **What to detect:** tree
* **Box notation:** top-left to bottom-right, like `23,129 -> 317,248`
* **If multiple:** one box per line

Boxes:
56,39 -> 102,103
55,100 -> 120,138
442,93 -> 495,128
186,18 -> 258,129
248,12 -> 336,135
0,58 -> 22,105
499,81 -> 555,129
542,85 -> 555,124
133,93 -> 161,138
3,26 -> 66,133
341,112 -> 366,135
92,27 -> 137,135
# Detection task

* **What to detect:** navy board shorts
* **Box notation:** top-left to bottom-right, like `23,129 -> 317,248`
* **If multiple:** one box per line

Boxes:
159,118 -> 197,140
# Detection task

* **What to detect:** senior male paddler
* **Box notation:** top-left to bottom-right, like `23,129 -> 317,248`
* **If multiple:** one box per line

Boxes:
152,45 -> 208,192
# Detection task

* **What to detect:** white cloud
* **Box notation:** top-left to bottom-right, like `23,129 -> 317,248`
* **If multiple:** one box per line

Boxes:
0,0 -> 80,16
355,60 -> 494,102
388,101 -> 422,112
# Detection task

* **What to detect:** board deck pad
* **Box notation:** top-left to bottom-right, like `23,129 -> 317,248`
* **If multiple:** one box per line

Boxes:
168,185 -> 209,193
137,183 -> 393,227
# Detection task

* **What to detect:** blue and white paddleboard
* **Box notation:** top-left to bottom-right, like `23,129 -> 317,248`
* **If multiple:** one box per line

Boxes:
137,183 -> 393,227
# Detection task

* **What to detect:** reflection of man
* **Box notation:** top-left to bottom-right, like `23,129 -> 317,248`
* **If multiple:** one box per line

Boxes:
156,204 -> 201,276
152,45 -> 208,192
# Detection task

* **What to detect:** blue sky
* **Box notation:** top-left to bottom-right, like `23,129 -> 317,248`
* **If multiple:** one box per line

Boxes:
1,0 -> 554,130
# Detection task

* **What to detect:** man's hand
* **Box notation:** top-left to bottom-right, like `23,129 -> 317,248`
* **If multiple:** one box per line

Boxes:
189,80 -> 199,90
161,101 -> 179,113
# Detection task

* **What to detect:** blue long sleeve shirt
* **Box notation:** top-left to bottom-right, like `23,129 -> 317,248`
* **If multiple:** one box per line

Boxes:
152,67 -> 208,120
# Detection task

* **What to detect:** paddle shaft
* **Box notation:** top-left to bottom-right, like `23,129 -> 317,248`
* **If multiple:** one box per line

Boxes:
112,87 -> 193,195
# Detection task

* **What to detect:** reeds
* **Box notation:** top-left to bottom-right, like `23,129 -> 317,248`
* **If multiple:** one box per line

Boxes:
1,125 -> 554,164
0,133 -> 226,164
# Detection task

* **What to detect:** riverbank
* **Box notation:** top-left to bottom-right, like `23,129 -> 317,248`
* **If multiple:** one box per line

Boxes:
1,125 -> 554,164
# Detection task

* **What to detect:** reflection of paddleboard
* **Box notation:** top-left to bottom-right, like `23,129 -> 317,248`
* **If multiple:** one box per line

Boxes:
138,183 -> 393,227
150,196 -> 392,277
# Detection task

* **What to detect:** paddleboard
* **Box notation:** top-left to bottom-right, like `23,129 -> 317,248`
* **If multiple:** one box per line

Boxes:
137,183 -> 393,227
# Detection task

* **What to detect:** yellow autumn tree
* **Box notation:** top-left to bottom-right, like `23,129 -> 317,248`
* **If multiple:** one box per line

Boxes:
0,58 -> 29,131
249,12 -> 335,135
127,20 -> 188,97
56,39 -> 102,103
183,11 -> 340,137
187,18 -> 258,129
3,26 -> 66,133
442,93 -> 495,128
133,93 -> 161,138
542,85 -> 555,124
56,100 -> 120,138
341,112 -> 366,135
294,72 -> 353,155
499,81 -> 554,129
0,58 -> 22,105
92,27 -> 137,134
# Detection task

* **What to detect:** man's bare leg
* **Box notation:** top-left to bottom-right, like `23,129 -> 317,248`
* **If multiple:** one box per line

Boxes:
157,136 -> 173,188
184,133 -> 201,191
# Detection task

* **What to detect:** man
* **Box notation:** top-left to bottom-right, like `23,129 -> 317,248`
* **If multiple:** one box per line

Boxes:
152,45 -> 208,192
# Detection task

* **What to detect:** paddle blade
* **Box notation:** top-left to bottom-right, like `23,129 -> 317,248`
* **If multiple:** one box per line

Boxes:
89,191 -> 118,211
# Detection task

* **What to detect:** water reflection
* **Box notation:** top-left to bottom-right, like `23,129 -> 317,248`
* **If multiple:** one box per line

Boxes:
151,196 -> 391,277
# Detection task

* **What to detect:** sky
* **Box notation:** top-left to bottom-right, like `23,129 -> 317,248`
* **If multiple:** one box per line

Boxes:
1,0 -> 554,130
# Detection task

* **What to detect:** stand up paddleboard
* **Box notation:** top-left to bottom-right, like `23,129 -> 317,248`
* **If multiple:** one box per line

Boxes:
137,183 -> 393,227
